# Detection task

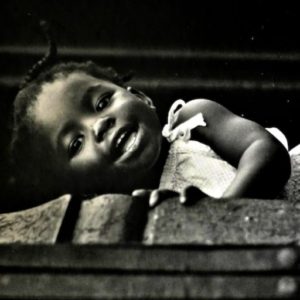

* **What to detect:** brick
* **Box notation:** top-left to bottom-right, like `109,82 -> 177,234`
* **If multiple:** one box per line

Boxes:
144,197 -> 300,244
73,194 -> 148,244
0,195 -> 71,244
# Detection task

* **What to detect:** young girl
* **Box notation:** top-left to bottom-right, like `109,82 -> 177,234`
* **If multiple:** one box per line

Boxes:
9,28 -> 291,209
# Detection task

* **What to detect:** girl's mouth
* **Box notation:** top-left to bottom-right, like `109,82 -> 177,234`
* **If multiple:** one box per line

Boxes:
112,124 -> 140,161
116,130 -> 138,153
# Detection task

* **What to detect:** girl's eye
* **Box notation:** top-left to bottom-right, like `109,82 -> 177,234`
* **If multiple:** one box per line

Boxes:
95,94 -> 111,112
68,135 -> 84,158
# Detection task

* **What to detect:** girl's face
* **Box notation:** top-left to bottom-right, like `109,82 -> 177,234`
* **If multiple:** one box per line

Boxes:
32,72 -> 162,194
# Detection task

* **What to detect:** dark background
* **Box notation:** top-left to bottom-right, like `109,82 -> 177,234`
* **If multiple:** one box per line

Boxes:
1,0 -> 300,208
2,0 -> 300,51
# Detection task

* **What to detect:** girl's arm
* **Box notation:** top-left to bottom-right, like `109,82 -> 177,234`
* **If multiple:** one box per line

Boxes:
174,99 -> 291,199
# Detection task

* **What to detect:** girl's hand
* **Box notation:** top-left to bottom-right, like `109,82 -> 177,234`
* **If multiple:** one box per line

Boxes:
131,186 -> 207,208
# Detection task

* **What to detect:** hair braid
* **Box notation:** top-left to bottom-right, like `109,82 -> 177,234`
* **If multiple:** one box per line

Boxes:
19,20 -> 57,89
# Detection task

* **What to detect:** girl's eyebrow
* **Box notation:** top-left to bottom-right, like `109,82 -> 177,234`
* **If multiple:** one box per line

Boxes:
56,120 -> 77,151
80,84 -> 102,106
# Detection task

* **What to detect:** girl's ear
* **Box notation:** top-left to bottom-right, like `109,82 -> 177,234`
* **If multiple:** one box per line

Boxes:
127,86 -> 155,109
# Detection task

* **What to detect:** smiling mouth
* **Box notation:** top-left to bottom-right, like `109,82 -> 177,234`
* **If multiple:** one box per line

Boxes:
112,125 -> 139,159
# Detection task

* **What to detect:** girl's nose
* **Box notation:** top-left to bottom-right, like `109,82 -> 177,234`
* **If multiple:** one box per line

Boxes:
92,117 -> 114,142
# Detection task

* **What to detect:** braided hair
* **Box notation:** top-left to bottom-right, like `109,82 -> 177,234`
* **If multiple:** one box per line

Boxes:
10,21 -> 131,205
19,20 -> 57,89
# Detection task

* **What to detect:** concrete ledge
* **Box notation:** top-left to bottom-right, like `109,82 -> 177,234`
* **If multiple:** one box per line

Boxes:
0,195 -> 71,244
144,197 -> 300,245
1,273 -> 298,299
73,194 -> 148,244
1,244 -> 299,299
0,244 -> 298,272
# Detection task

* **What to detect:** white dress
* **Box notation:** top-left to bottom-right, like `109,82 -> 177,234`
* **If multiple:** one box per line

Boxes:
159,99 -> 293,199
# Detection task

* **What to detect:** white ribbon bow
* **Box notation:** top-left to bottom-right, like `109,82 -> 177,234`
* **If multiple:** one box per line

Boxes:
162,99 -> 207,142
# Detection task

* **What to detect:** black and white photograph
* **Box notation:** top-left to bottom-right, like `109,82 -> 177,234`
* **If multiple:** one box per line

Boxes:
1,0 -> 300,298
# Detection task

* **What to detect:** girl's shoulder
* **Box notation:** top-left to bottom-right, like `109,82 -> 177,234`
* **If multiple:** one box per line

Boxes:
162,99 -> 229,143
173,98 -> 232,127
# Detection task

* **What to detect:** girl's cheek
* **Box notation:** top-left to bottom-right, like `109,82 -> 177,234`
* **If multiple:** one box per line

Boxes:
73,154 -> 98,171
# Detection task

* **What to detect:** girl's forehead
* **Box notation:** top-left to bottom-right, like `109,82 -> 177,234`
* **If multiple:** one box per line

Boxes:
32,72 -> 117,138
43,72 -> 114,95
34,73 -> 115,119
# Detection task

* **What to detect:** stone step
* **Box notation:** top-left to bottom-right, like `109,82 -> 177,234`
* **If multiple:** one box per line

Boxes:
0,273 -> 298,299
0,244 -> 299,272
0,245 -> 299,298
144,197 -> 300,245
73,194 -> 148,244
0,195 -> 71,243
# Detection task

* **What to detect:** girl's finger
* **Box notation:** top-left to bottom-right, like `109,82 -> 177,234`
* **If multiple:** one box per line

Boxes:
131,189 -> 151,198
149,189 -> 179,208
149,190 -> 159,207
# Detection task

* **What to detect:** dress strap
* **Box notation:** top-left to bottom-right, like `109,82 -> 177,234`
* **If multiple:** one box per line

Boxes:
162,99 -> 206,142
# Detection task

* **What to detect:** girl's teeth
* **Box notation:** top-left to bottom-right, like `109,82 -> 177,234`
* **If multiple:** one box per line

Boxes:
117,132 -> 127,148
124,132 -> 137,152
115,130 -> 137,153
